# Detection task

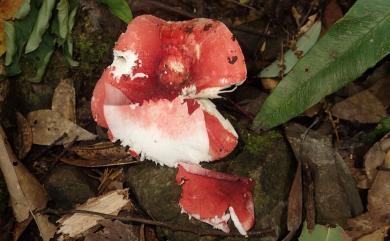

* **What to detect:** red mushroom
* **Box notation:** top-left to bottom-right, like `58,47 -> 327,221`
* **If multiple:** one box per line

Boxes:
176,162 -> 255,235
91,15 -> 246,166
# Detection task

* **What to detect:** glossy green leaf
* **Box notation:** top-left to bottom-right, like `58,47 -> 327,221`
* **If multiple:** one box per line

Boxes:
299,222 -> 351,241
259,21 -> 322,78
97,0 -> 133,23
5,1 -> 39,76
25,0 -> 56,53
27,32 -> 55,83
56,0 -> 69,40
14,0 -> 31,19
253,0 -> 390,130
3,22 -> 16,66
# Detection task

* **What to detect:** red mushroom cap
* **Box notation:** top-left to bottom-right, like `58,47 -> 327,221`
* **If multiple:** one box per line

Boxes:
91,15 -> 246,167
176,163 -> 255,235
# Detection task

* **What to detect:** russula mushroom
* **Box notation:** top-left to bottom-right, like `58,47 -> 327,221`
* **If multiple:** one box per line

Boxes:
91,15 -> 247,167
176,162 -> 255,235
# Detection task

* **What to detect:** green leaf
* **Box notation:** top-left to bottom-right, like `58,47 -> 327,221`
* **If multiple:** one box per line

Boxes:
363,115 -> 390,142
14,0 -> 31,20
252,0 -> 390,130
56,0 -> 69,40
26,32 -> 55,83
97,0 -> 133,23
259,21 -> 322,78
64,0 -> 79,66
25,0 -> 56,53
4,22 -> 16,66
299,222 -> 351,241
5,0 -> 39,76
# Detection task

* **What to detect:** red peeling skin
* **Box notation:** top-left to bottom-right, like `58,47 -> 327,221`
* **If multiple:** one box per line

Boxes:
91,15 -> 246,161
176,163 -> 255,233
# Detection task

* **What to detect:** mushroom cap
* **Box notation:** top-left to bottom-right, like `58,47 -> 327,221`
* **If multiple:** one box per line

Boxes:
91,15 -> 246,167
176,163 -> 255,235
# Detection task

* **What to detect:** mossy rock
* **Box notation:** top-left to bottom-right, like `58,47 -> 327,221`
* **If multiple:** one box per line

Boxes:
126,130 -> 294,241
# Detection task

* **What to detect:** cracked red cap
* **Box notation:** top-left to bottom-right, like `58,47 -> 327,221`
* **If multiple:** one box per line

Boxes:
91,15 -> 246,167
176,163 -> 255,235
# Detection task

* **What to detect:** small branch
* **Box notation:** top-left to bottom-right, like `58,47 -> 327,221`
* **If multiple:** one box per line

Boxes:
68,209 -> 276,237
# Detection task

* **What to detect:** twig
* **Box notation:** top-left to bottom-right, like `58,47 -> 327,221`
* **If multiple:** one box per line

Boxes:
225,0 -> 258,11
54,209 -> 276,237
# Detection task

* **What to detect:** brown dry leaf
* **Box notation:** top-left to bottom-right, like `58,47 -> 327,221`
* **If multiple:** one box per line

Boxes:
60,156 -> 138,167
331,90 -> 387,123
0,0 -> 25,56
347,208 -> 390,239
261,78 -> 278,90
357,226 -> 389,241
84,219 -> 138,241
27,109 -> 96,145
0,125 -> 56,241
364,133 -> 390,185
70,141 -> 129,160
322,0 -> 344,29
15,112 -> 33,159
367,171 -> 390,211
57,189 -> 131,240
282,162 -> 302,241
98,168 -> 124,194
52,79 -> 76,122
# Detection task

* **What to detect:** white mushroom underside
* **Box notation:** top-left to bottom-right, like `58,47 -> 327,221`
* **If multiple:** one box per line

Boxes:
103,98 -> 211,167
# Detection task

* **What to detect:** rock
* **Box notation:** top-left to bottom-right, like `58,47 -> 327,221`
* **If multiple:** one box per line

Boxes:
285,124 -> 363,227
126,130 -> 294,241
43,165 -> 97,210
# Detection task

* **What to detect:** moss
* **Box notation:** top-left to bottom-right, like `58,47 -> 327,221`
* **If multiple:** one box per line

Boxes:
241,130 -> 282,156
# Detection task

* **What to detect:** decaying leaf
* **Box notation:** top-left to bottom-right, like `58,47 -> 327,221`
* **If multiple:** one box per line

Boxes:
84,219 -> 138,241
368,171 -> 390,211
0,125 -> 56,241
357,226 -> 389,241
331,90 -> 387,123
51,78 -> 76,122
70,141 -> 129,161
364,133 -> 390,185
98,168 -> 124,194
57,189 -> 131,240
347,208 -> 390,239
15,112 -> 33,159
27,109 -> 96,145
60,156 -> 138,167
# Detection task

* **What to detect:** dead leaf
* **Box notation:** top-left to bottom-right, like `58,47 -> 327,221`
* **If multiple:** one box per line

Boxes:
27,109 -> 96,145
57,189 -> 131,240
364,133 -> 390,185
368,171 -> 390,211
15,112 -> 33,159
298,14 -> 317,35
331,90 -> 387,123
261,78 -> 278,90
98,168 -> 124,194
357,226 -> 389,241
347,209 -> 390,239
84,219 -> 138,241
52,79 -> 76,123
60,156 -> 138,167
322,0 -> 343,29
291,6 -> 301,26
0,125 -> 56,241
71,141 -> 129,160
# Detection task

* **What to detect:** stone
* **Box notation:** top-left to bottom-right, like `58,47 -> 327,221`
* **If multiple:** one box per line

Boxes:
285,124 -> 363,227
126,130 -> 294,241
43,165 -> 97,210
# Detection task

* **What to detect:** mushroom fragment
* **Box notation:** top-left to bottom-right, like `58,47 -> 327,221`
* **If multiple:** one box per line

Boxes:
91,15 -> 247,167
176,162 -> 255,235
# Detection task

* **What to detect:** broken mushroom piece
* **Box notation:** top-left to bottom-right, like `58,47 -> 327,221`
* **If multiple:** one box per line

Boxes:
177,163 -> 255,235
91,15 -> 246,167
